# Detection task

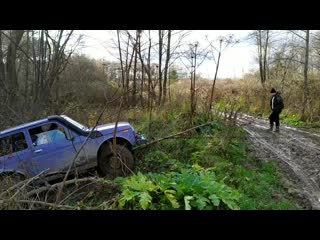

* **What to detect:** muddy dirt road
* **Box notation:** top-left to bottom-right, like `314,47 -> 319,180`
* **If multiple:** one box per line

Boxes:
237,113 -> 320,209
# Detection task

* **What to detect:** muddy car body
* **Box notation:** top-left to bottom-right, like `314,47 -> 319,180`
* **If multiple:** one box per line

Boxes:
0,115 -> 146,180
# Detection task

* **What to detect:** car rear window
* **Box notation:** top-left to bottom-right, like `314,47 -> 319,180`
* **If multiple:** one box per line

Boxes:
0,132 -> 28,157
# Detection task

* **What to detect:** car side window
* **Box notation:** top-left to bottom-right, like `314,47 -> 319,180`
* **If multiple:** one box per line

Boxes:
0,132 -> 28,157
28,123 -> 68,146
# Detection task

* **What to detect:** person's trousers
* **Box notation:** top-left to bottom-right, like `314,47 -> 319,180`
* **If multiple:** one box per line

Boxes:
269,110 -> 280,127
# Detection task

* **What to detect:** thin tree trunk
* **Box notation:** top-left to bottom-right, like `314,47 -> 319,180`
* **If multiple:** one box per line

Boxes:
190,44 -> 197,127
256,30 -> 265,88
138,31 -> 144,107
24,30 -> 29,102
263,30 -> 269,83
39,30 -> 44,97
0,30 -> 7,95
124,36 -> 129,94
117,30 -> 125,91
124,32 -> 135,105
193,44 -> 197,115
148,31 -> 152,110
136,30 -> 152,109
208,40 -> 222,113
6,30 -> 24,97
256,30 -> 267,114
124,36 -> 134,104
132,32 -> 138,105
42,31 -> 48,100
168,70 -> 171,103
158,30 -> 163,105
32,31 -> 37,102
147,31 -> 152,132
163,30 -> 171,105
140,63 -> 145,107
302,30 -> 310,120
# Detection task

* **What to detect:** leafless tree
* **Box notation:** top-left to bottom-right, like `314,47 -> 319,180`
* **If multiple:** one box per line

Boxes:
247,30 -> 271,88
0,30 -> 81,119
158,30 -> 164,105
132,31 -> 139,105
5,30 -> 24,100
161,30 -> 189,105
206,34 -> 238,113
179,42 -> 210,126
0,31 -> 7,96
117,30 -> 125,91
289,30 -> 310,120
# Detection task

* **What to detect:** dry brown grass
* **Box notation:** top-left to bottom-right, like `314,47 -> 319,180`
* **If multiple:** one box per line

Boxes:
0,174 -> 119,210
175,76 -> 320,122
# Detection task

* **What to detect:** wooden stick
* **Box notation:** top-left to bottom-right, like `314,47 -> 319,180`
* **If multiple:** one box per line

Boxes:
8,170 -> 49,200
58,181 -> 96,205
133,120 -> 217,150
28,177 -> 97,198
16,200 -> 75,210
0,169 -> 49,199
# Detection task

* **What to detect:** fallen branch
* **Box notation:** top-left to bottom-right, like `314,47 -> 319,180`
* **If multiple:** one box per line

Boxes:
8,170 -> 50,201
133,120 -> 217,150
27,177 -> 97,198
16,200 -> 75,210
0,169 -> 49,199
58,181 -> 97,205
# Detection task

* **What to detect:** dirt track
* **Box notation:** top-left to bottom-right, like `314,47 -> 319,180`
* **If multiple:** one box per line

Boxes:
237,113 -> 320,209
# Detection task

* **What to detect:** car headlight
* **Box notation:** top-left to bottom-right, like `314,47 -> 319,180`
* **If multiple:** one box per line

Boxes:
135,132 -> 147,144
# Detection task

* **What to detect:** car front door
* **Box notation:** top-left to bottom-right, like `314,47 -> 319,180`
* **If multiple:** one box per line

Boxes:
26,121 -> 81,176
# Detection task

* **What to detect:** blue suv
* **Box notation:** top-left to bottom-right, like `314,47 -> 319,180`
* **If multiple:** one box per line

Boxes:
0,115 -> 146,181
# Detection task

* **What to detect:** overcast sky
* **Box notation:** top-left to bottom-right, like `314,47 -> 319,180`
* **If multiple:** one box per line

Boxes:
74,30 -> 257,79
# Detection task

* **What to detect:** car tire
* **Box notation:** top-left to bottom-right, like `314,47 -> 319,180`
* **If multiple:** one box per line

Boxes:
98,142 -> 134,179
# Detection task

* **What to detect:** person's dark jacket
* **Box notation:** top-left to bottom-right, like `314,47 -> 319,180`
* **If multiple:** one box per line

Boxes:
270,92 -> 284,112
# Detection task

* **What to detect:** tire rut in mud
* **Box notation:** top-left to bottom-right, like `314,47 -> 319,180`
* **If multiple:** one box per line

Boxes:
237,114 -> 320,209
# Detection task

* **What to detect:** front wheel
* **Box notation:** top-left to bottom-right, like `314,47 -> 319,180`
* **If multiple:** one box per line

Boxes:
98,143 -> 134,179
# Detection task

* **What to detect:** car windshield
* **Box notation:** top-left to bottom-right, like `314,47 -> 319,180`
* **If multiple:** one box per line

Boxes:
61,115 -> 88,131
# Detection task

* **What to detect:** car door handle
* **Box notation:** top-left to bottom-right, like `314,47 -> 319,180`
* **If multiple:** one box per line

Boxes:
34,149 -> 43,153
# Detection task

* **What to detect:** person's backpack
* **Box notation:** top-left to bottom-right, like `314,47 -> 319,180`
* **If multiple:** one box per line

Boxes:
277,95 -> 284,110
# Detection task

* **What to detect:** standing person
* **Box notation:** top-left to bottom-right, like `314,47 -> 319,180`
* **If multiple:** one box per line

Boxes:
269,88 -> 284,132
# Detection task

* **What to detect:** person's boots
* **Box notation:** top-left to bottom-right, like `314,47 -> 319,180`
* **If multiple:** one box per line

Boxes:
275,126 -> 280,133
268,124 -> 274,131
